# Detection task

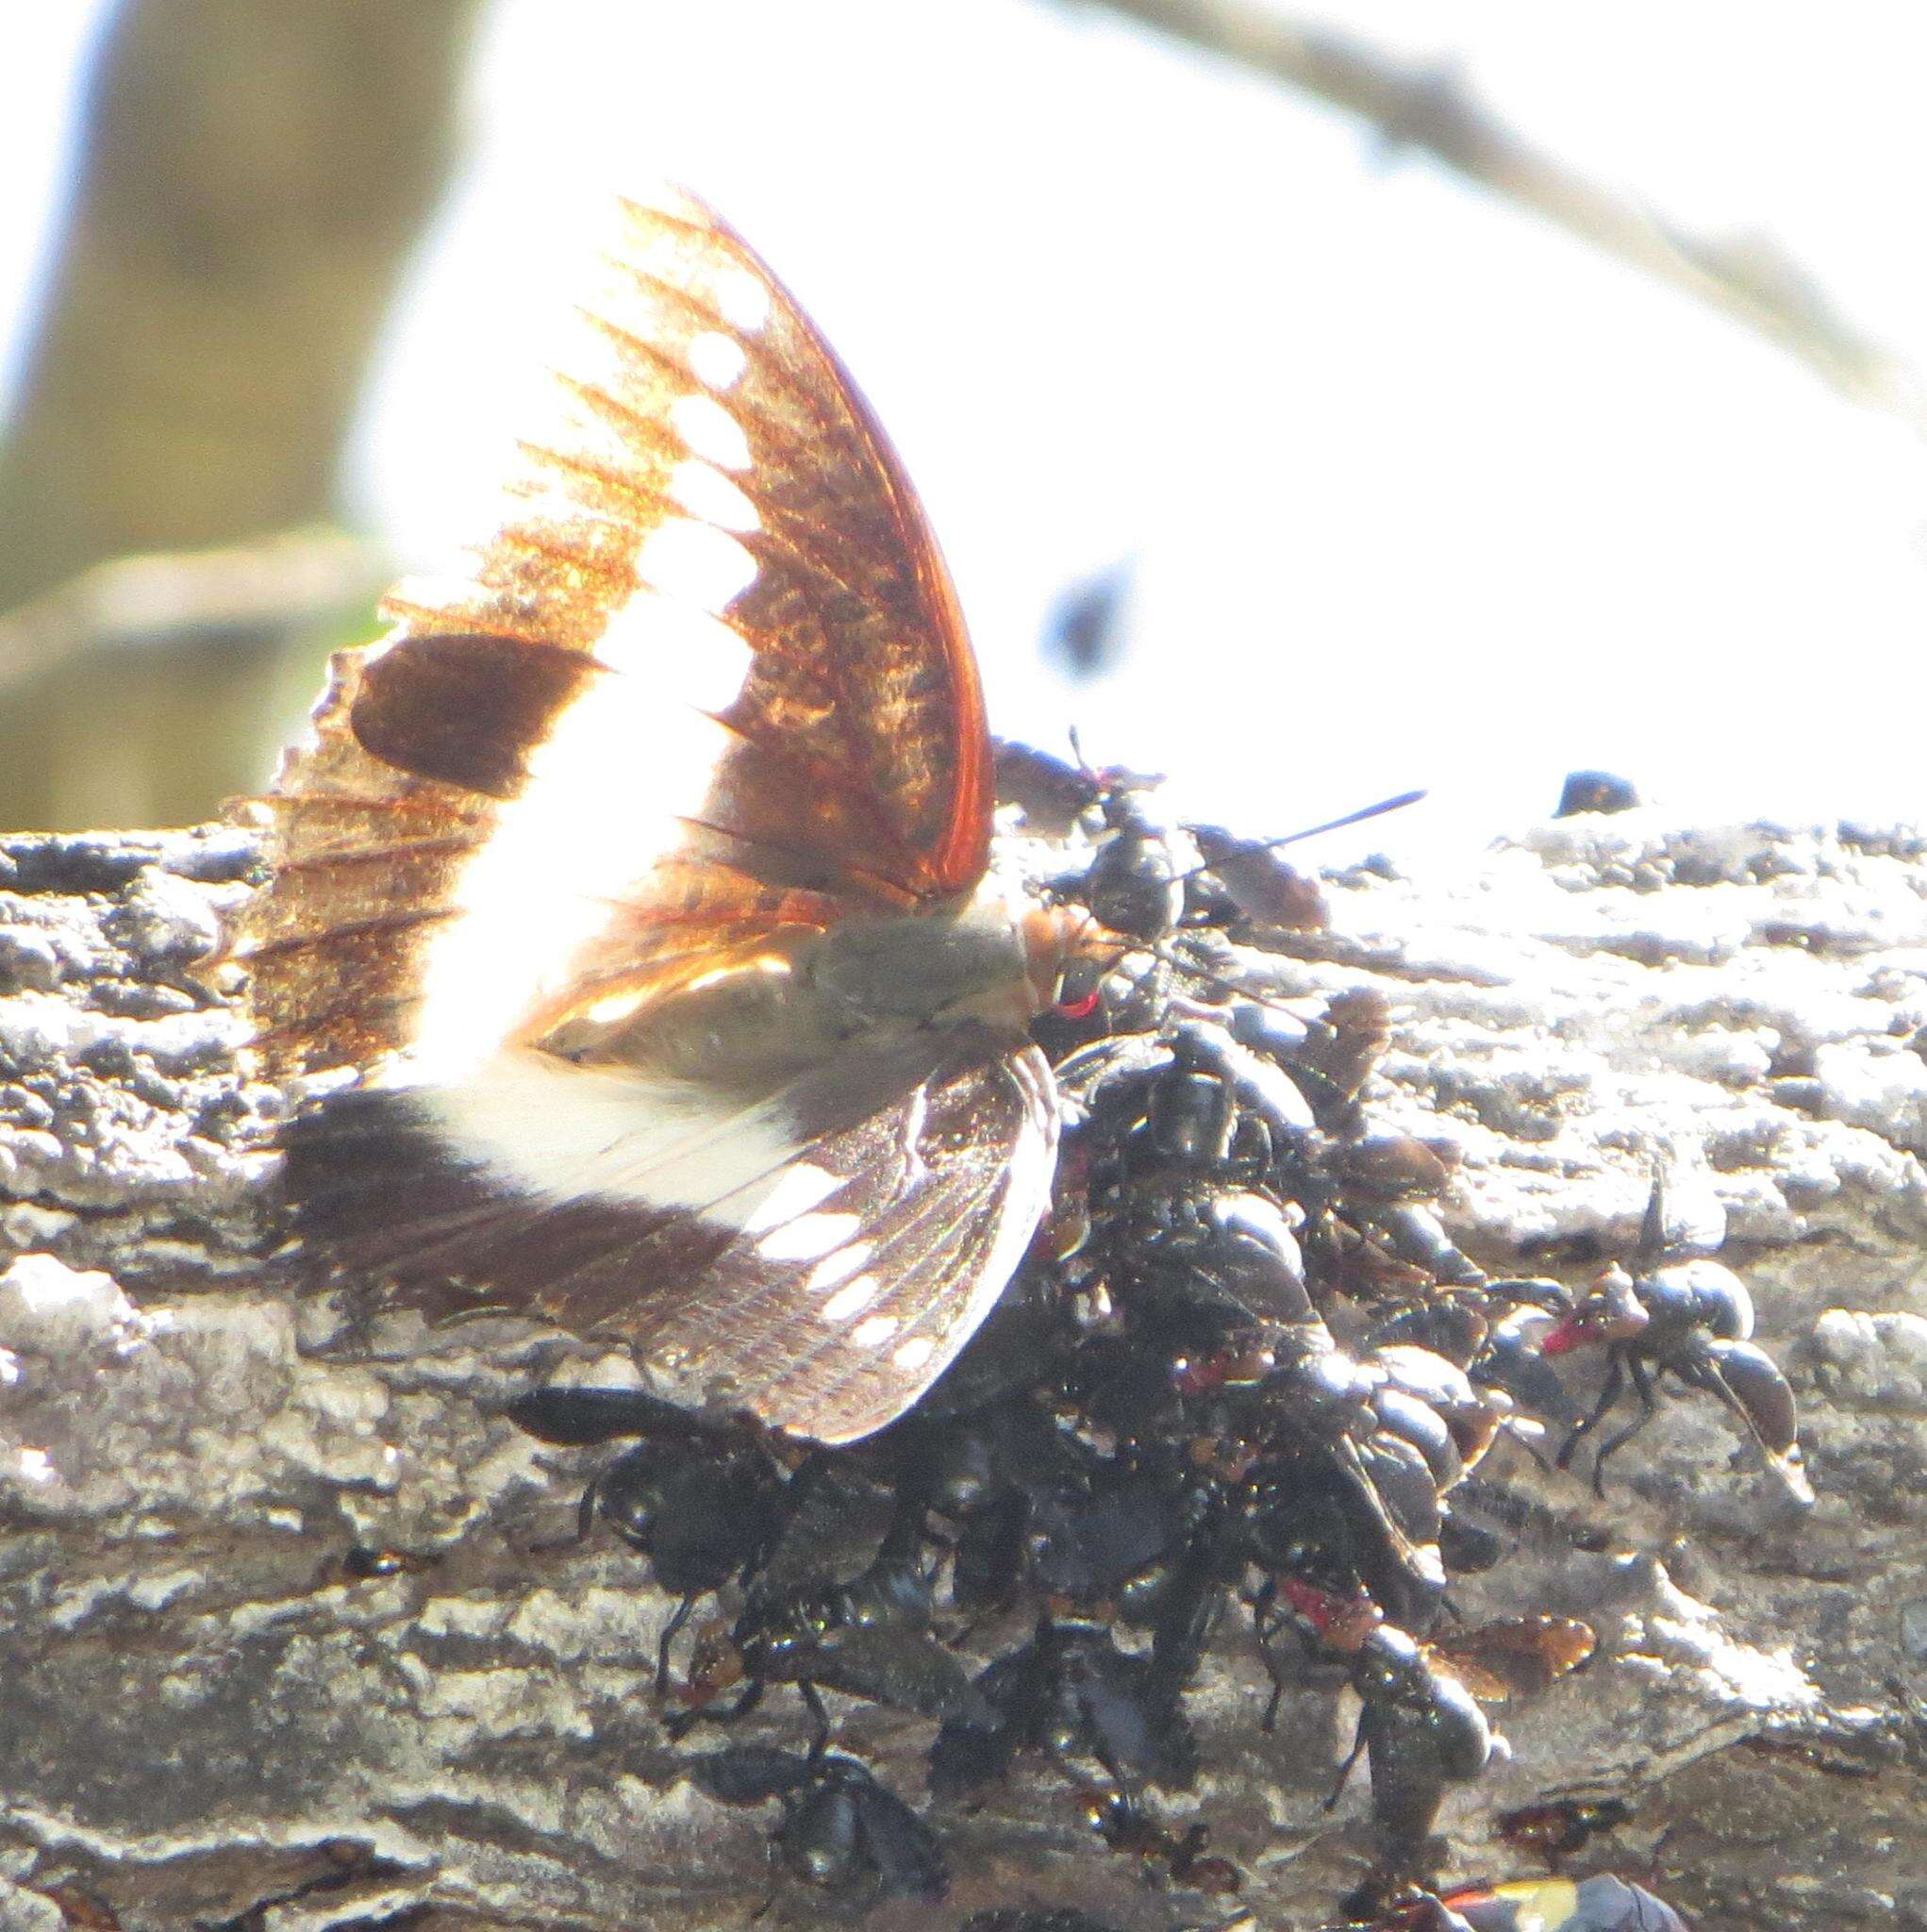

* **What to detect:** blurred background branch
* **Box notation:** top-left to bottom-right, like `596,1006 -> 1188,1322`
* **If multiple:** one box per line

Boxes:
0,0 -> 480,828
1084,0 -> 1926,426
0,0 -> 1920,841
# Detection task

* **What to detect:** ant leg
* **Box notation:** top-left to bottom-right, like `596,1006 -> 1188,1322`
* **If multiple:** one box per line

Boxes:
1250,1574 -> 1279,1638
664,1679 -> 763,1742
655,1592 -> 694,1696
1248,1579 -> 1321,1733
1693,1346 -> 1788,1449
528,1466 -> 606,1557
1589,1412 -> 1653,1491
1687,1345 -> 1810,1498
1324,1707 -> 1370,1811
1629,1353 -> 1656,1405
1555,1353 -> 1626,1471
800,1681 -> 833,1758
1255,1624 -> 1289,1735
1588,1356 -> 1659,1493
1504,1419 -> 1559,1476
574,1469 -> 605,1544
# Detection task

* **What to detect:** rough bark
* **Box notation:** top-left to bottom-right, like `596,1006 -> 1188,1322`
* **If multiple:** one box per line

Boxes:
2,815 -> 1925,1932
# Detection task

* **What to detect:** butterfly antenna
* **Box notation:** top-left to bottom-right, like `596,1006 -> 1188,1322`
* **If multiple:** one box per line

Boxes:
1166,788 -> 1426,894
1251,788 -> 1427,853
1053,788 -> 1423,1017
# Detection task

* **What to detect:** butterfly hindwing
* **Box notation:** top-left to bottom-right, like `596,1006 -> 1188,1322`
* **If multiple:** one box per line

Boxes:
680,1037 -> 1059,1441
285,1036 -> 1056,1443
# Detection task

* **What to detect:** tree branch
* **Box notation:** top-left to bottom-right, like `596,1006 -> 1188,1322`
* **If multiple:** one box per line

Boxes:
1083,0 -> 1926,427
3,816 -> 1925,1930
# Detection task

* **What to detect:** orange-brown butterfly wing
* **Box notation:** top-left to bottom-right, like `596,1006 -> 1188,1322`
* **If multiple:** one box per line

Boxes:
242,185 -> 990,1079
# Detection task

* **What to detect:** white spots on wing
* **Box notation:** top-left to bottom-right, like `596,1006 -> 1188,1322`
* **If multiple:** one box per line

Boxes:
891,1336 -> 938,1374
820,1276 -> 881,1324
405,482 -> 769,1075
671,458 -> 757,536
755,1209 -> 861,1263
714,266 -> 772,334
425,1049 -> 813,1212
849,1314 -> 900,1349
637,515 -> 756,615
646,640 -> 741,725
671,391 -> 751,473
595,586 -> 753,714
739,1162 -> 844,1235
806,1241 -> 875,1293
379,218 -> 774,1096
689,329 -> 747,393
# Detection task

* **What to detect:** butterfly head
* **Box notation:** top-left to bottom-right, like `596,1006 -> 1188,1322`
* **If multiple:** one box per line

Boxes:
1021,899 -> 1133,1022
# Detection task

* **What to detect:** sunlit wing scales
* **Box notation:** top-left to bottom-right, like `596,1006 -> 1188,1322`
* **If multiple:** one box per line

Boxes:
238,188 -> 1089,1443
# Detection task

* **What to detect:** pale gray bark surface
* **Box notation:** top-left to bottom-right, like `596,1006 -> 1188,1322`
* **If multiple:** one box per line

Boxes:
2,815 -> 1925,1931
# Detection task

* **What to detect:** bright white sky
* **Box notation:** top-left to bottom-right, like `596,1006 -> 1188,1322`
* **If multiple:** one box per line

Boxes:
5,1 -> 1925,861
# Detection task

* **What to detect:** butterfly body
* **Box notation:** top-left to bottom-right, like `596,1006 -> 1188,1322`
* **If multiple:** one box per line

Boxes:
241,189 -> 1099,1443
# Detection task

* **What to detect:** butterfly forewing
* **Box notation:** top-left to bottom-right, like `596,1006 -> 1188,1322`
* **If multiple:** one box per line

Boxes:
247,185 -> 991,1077
239,188 -> 1056,1443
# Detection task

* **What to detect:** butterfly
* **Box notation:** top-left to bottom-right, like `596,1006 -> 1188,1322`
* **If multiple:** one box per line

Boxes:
238,187 -> 1101,1444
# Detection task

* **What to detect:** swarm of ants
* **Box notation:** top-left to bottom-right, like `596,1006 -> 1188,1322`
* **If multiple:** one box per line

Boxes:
504,748 -> 1802,1928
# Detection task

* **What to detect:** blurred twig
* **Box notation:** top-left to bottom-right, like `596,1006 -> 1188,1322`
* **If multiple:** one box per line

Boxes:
0,529 -> 387,831
0,0 -> 482,613
0,529 -> 386,696
0,0 -> 480,829
1084,0 -> 1927,426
